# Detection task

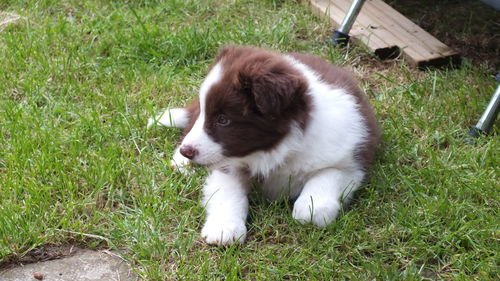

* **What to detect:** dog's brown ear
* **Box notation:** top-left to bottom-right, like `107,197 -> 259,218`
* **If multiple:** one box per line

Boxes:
238,57 -> 307,117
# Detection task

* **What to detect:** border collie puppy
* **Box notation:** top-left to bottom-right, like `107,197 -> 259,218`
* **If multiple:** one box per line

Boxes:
148,46 -> 380,246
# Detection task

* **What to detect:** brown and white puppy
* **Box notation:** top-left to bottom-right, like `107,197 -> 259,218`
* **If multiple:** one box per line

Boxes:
148,46 -> 380,246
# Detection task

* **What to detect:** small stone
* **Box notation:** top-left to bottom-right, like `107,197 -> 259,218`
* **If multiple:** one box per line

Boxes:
33,272 -> 44,280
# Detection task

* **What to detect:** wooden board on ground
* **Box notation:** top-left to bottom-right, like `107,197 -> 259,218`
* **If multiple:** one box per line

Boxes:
0,11 -> 21,31
307,0 -> 460,68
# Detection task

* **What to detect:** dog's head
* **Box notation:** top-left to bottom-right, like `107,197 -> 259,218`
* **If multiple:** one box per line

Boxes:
179,46 -> 310,166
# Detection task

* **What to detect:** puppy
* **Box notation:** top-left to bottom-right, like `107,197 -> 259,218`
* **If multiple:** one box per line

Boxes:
148,46 -> 380,246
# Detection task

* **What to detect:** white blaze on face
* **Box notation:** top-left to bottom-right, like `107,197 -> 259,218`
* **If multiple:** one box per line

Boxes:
181,63 -> 225,165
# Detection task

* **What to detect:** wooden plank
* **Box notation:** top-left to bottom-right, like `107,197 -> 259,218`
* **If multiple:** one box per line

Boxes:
309,0 -> 395,51
373,1 -> 460,68
331,0 -> 403,58
335,0 -> 427,61
306,0 -> 460,68
0,11 -> 20,31
363,0 -> 457,63
308,0 -> 344,30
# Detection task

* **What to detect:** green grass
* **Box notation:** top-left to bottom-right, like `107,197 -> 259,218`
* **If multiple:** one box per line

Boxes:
0,0 -> 498,280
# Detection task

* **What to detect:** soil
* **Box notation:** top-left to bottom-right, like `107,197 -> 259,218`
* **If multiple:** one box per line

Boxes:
0,245 -> 81,271
387,0 -> 500,73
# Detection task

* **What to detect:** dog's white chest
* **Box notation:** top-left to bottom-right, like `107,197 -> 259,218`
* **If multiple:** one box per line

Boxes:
260,167 -> 308,201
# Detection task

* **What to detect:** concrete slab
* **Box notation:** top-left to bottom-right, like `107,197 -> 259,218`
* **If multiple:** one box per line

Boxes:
0,249 -> 136,281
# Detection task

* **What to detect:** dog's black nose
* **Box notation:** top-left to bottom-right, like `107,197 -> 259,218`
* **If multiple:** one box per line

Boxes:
180,145 -> 197,159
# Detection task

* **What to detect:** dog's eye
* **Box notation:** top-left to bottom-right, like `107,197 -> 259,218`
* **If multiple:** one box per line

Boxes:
216,115 -> 230,126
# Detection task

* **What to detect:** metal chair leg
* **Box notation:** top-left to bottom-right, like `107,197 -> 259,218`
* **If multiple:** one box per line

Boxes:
468,74 -> 500,139
329,0 -> 367,46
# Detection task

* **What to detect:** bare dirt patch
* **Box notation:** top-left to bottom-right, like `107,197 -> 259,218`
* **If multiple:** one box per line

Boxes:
388,0 -> 500,72
0,245 -> 81,271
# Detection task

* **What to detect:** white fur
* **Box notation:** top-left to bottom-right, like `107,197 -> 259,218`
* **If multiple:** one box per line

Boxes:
201,169 -> 249,245
150,63 -> 226,171
180,63 -> 225,166
148,108 -> 193,172
170,146 -> 193,174
292,168 -> 362,226
148,108 -> 189,128
151,56 -> 370,246
186,63 -> 249,245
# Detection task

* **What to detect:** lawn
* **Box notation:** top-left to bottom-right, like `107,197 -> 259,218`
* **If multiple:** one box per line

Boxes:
0,0 -> 498,280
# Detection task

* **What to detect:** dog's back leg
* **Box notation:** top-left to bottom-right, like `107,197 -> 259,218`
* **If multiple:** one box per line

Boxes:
292,168 -> 365,227
148,108 -> 189,128
148,99 -> 200,173
148,98 -> 200,129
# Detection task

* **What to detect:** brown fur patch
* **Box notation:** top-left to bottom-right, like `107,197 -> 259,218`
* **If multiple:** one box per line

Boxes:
201,46 -> 311,157
181,98 -> 200,136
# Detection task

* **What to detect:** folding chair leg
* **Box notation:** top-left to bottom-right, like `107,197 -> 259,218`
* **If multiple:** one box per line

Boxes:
468,76 -> 500,139
329,0 -> 367,46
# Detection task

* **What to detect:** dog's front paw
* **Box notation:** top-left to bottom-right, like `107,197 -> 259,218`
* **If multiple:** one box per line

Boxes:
201,219 -> 247,246
292,196 -> 340,227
